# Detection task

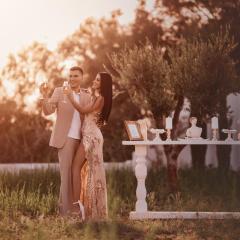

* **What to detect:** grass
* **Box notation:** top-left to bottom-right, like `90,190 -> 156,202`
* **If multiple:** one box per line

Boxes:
0,168 -> 240,239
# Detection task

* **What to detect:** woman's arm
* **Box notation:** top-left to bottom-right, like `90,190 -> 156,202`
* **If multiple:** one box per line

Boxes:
68,92 -> 104,114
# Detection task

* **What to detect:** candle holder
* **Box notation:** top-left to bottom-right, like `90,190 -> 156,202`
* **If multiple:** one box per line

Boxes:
149,128 -> 165,142
212,129 -> 218,141
165,116 -> 173,141
222,129 -> 237,141
166,129 -> 172,141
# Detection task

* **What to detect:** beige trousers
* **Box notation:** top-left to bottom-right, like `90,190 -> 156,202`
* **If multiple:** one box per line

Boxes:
58,137 -> 80,215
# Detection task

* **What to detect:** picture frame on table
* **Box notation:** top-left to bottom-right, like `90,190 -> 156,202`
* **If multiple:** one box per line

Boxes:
124,120 -> 144,141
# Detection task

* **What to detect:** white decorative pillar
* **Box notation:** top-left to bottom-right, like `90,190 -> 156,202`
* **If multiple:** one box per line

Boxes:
205,122 -> 218,168
134,145 -> 148,213
228,93 -> 240,171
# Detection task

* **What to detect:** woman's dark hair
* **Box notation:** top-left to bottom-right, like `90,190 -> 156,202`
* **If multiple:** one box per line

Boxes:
99,72 -> 112,125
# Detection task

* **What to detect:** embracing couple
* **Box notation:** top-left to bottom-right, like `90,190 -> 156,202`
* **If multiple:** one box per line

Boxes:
40,66 -> 112,220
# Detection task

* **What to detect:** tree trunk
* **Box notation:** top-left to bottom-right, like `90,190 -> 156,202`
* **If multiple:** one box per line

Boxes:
191,120 -> 207,171
164,95 -> 185,193
217,111 -> 231,172
165,145 -> 185,192
216,97 -> 231,173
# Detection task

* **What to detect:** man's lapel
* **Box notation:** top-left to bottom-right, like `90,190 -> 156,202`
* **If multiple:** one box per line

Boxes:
59,88 -> 74,122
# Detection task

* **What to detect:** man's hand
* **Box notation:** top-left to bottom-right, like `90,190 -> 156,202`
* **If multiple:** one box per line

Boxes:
39,83 -> 49,98
63,86 -> 74,101
63,85 -> 71,95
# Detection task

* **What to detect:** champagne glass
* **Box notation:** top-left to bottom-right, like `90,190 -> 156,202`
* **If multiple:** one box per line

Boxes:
62,81 -> 69,103
36,70 -> 48,100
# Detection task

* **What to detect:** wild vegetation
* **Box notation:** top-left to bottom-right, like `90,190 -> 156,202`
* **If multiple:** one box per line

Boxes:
0,168 -> 239,239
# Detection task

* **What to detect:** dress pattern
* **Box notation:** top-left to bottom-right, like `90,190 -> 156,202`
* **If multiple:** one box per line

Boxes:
80,107 -> 108,220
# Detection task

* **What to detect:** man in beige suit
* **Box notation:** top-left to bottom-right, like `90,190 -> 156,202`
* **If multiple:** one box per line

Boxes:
40,66 -> 91,215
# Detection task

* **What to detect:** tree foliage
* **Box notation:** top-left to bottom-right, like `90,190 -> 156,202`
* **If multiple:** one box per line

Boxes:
169,28 -> 239,117
110,28 -> 239,122
110,42 -> 175,118
0,100 -> 56,163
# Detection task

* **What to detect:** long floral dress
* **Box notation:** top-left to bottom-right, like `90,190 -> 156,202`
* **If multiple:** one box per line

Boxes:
80,108 -> 108,220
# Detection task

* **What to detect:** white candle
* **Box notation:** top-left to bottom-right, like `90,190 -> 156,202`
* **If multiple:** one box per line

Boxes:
166,117 -> 173,129
211,117 -> 219,129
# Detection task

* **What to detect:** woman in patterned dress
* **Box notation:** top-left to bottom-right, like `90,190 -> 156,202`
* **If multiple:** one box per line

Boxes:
66,72 -> 112,220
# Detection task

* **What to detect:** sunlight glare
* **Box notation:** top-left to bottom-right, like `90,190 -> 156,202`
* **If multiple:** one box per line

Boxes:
2,80 -> 16,97
25,90 -> 39,106
60,59 -> 78,78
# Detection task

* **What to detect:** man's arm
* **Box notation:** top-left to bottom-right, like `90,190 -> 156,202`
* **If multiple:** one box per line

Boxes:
42,88 -> 60,116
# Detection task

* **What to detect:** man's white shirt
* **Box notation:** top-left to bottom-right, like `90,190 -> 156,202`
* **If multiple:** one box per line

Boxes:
68,92 -> 81,139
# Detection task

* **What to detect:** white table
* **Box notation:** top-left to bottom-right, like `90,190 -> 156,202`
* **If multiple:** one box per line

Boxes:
122,139 -> 240,220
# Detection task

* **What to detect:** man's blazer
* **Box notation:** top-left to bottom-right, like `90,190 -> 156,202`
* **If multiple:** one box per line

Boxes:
42,87 -> 91,148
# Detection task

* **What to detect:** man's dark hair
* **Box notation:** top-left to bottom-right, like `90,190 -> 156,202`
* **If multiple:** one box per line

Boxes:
70,66 -> 83,75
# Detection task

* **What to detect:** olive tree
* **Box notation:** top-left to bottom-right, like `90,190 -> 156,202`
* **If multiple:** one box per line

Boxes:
110,29 -> 239,193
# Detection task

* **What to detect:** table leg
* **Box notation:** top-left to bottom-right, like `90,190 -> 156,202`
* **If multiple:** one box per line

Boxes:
134,145 -> 147,213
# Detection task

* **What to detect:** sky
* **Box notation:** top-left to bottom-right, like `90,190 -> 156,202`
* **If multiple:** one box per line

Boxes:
0,0 -> 154,68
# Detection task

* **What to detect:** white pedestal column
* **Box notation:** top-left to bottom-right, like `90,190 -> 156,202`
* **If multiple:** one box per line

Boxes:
130,145 -> 148,219
123,140 -> 240,220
